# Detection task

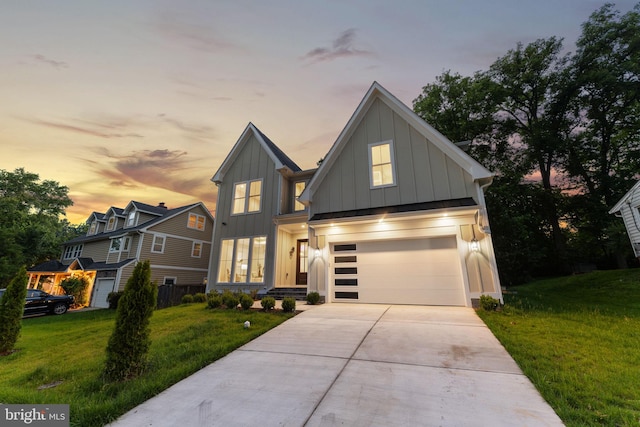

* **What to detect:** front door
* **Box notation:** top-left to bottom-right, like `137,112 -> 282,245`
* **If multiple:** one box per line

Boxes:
296,239 -> 308,285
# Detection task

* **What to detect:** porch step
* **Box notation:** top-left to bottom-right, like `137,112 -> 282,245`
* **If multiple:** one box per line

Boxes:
265,288 -> 308,301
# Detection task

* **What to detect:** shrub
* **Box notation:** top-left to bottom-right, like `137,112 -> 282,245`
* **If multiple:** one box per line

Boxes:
479,294 -> 500,311
181,294 -> 194,304
221,290 -> 239,310
239,293 -> 254,310
107,291 -> 123,310
207,292 -> 222,309
193,293 -> 207,303
104,260 -> 158,381
60,276 -> 90,307
281,297 -> 296,313
305,291 -> 320,305
0,266 -> 28,355
261,296 -> 276,311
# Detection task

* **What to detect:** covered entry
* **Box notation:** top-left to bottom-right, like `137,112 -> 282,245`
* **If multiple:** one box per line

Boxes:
331,236 -> 466,305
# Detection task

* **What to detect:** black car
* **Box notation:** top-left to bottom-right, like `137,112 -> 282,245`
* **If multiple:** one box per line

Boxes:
0,288 -> 75,316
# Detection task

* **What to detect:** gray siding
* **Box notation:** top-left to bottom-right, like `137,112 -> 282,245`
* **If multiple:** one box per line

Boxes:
210,134 -> 281,288
311,98 -> 476,216
81,240 -> 111,261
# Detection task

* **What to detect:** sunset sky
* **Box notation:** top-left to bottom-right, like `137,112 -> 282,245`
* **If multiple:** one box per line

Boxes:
1,0 -> 635,224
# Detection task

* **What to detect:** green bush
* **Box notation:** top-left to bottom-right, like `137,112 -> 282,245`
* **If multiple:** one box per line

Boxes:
281,297 -> 296,313
181,294 -> 194,304
239,293 -> 254,310
221,290 -> 239,310
60,276 -> 90,307
305,291 -> 320,305
193,293 -> 207,303
207,292 -> 222,309
261,296 -> 276,311
479,294 -> 500,311
107,291 -> 123,310
0,266 -> 28,354
103,260 -> 158,381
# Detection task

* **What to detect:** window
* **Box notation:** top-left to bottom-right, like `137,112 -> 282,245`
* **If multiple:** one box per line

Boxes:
151,235 -> 166,253
88,222 -> 97,235
110,236 -> 131,252
250,236 -> 266,282
106,216 -> 116,231
188,213 -> 206,231
294,181 -> 306,211
218,239 -> 234,282
369,141 -> 396,188
126,211 -> 136,227
63,244 -> 83,259
163,277 -> 176,285
217,236 -> 267,283
109,238 -> 121,252
122,236 -> 131,252
231,179 -> 262,214
192,241 -> 203,258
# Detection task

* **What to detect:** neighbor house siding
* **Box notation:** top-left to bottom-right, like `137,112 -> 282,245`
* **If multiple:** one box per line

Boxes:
310,98 -> 476,216
149,268 -> 208,286
621,204 -> 640,253
81,240 -> 111,260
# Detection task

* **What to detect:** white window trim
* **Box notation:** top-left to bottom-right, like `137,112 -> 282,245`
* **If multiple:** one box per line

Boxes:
122,236 -> 132,252
126,211 -> 137,227
191,241 -> 203,258
151,234 -> 166,254
231,179 -> 263,215
63,244 -> 83,259
188,213 -> 206,231
368,140 -> 397,189
106,217 -> 116,231
294,181 -> 307,212
217,236 -> 266,284
88,222 -> 97,235
163,276 -> 177,285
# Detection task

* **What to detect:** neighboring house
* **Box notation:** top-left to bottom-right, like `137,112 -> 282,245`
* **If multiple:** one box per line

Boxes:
28,201 -> 213,308
609,181 -> 640,257
207,82 -> 502,307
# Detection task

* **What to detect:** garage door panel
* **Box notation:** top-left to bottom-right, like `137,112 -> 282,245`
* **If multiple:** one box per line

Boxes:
332,237 -> 465,306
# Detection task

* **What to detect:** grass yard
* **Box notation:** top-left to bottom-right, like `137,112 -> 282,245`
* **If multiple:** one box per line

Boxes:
0,304 -> 294,426
477,269 -> 640,426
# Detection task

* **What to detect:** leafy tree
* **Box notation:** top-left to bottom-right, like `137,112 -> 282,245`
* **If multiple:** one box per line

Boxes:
0,266 -> 28,355
0,168 -> 78,285
60,276 -> 90,307
103,260 -> 157,381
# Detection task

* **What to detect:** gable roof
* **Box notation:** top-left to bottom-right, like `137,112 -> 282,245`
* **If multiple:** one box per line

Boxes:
299,81 -> 493,203
65,201 -> 212,245
211,122 -> 301,184
609,180 -> 640,214
124,200 -> 170,216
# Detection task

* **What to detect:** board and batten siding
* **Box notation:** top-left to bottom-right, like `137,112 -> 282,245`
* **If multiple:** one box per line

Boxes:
310,98 -> 476,216
210,134 -> 281,288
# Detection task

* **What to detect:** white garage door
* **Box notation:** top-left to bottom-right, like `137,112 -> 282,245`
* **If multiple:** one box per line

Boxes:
331,237 -> 465,306
92,278 -> 115,308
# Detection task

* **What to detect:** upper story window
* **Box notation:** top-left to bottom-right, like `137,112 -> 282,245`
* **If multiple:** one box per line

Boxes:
191,241 -> 203,258
151,234 -> 166,253
294,181 -> 306,211
188,213 -> 206,231
106,216 -> 116,231
63,244 -> 83,259
368,141 -> 396,188
88,222 -> 97,235
232,179 -> 262,215
126,211 -> 136,227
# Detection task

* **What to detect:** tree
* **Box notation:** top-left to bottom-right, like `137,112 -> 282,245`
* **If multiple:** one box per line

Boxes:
0,266 -> 28,355
0,168 -> 77,285
103,260 -> 158,381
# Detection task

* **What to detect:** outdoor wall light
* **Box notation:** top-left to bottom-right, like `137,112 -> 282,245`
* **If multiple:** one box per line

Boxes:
315,249 -> 321,257
470,239 -> 480,252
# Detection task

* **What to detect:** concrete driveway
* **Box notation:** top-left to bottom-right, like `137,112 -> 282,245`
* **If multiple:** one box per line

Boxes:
108,304 -> 563,427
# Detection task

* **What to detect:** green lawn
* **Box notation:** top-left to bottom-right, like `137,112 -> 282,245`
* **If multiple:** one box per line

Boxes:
0,304 -> 294,426
477,269 -> 640,426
